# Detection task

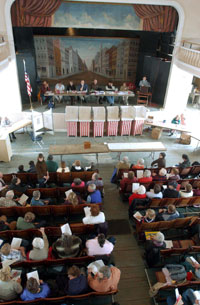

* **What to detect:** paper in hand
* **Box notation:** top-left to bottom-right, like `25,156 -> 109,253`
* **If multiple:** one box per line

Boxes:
27,270 -> 40,284
84,206 -> 91,217
132,183 -> 140,193
65,189 -> 73,198
11,237 -> 22,249
61,223 -> 72,235
18,194 -> 28,205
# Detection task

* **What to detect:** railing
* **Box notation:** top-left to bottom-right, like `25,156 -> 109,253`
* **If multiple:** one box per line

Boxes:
177,40 -> 200,68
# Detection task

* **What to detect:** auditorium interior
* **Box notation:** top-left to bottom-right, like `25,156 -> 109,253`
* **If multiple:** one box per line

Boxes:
0,0 -> 200,305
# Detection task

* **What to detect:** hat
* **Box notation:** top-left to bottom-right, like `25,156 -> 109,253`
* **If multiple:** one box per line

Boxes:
169,181 -> 178,189
137,185 -> 146,195
154,232 -> 164,243
32,238 -> 44,249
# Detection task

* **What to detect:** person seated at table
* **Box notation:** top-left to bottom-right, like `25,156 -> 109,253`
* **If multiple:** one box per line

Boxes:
168,168 -> 180,181
86,173 -> 104,187
71,160 -> 84,172
178,154 -> 191,169
0,242 -> 26,262
0,172 -> 8,193
145,232 -> 166,267
57,161 -> 70,173
46,154 -> 58,173
29,228 -> 49,261
129,185 -> 146,206
71,178 -> 85,188
0,265 -> 23,301
55,81 -> 65,103
139,76 -> 151,88
20,277 -> 50,301
131,158 -> 145,170
90,79 -> 101,91
77,80 -> 88,103
86,233 -> 114,256
157,204 -> 181,221
180,183 -> 193,198
17,165 -> 26,173
87,184 -> 102,203
36,153 -> 49,188
152,168 -> 167,181
0,190 -> 17,207
116,156 -> 130,174
146,184 -> 163,199
9,177 -> 29,193
151,152 -> 166,168
27,161 -> 36,173
87,264 -> 121,293
120,171 -> 137,192
163,181 -> 180,198
63,191 -> 83,206
30,190 -> 47,207
0,215 -> 16,231
67,81 -> 76,105
82,205 -> 105,225
169,114 -> 181,136
105,81 -> 116,106
16,212 -> 36,230
120,82 -> 129,105
138,170 -> 152,183
52,233 -> 82,259
40,81 -> 51,104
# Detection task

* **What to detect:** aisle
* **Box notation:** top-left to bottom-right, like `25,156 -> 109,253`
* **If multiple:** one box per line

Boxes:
99,164 -> 151,305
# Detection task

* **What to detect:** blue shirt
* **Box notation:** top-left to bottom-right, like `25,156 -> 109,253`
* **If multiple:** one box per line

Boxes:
68,275 -> 88,295
31,198 -> 44,206
87,190 -> 102,203
20,283 -> 50,301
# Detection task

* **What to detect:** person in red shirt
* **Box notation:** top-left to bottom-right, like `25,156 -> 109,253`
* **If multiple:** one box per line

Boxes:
120,171 -> 137,192
131,158 -> 145,170
138,170 -> 152,183
129,185 -> 146,206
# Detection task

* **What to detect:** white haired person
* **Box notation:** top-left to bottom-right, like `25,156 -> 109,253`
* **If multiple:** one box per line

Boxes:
29,228 -> 49,260
131,158 -> 145,170
145,232 -> 166,267
129,185 -> 146,206
86,173 -> 104,187
138,169 -> 152,183
116,156 -> 130,174
86,184 -> 102,203
0,190 -> 17,207
152,168 -> 167,181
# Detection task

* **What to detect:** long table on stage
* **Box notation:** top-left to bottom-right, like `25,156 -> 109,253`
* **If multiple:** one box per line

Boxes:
49,142 -> 166,162
145,121 -> 191,133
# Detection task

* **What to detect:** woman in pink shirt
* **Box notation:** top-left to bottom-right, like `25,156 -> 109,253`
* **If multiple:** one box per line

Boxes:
71,178 -> 85,188
85,234 -> 114,256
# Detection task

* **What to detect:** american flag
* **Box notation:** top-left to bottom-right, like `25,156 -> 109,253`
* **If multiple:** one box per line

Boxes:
23,60 -> 32,97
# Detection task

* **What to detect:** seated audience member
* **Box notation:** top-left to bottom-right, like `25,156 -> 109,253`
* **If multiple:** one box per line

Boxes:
145,232 -> 166,267
163,181 -> 180,198
120,171 -> 137,192
138,170 -> 152,183
0,265 -> 23,301
82,205 -> 105,225
0,243 -> 26,262
16,212 -> 36,230
116,156 -> 130,173
105,81 -> 116,106
63,191 -> 82,206
27,161 -> 36,173
129,185 -> 146,206
131,158 -> 145,170
20,277 -> 50,301
46,154 -> 58,172
9,177 -> 28,193
17,165 -> 26,173
0,172 -> 8,192
87,264 -> 121,292
71,160 -> 84,172
71,178 -> 85,188
0,215 -> 16,231
66,265 -> 88,295
31,190 -> 45,206
166,288 -> 199,305
193,182 -> 200,196
152,168 -> 167,181
141,209 -> 156,223
87,173 -> 104,187
29,228 -> 49,260
180,183 -> 193,198
87,184 -> 102,203
151,153 -> 166,168
146,184 -> 163,199
178,154 -> 191,169
57,161 -> 70,173
52,234 -> 82,259
86,233 -> 114,256
157,204 -> 181,221
85,162 -> 96,172
0,190 -> 17,207
36,153 -> 49,188
168,168 -> 180,181
55,81 -> 65,103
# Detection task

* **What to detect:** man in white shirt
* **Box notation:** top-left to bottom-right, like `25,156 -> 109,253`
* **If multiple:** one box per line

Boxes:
55,82 -> 65,103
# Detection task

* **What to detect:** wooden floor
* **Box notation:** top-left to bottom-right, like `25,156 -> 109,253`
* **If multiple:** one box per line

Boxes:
100,164 -> 151,305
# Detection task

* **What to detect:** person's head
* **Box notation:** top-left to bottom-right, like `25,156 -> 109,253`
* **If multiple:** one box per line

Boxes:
18,165 -> 24,172
143,170 -> 151,178
128,171 -> 135,180
98,266 -> 111,280
0,243 -> 11,256
93,79 -> 97,85
137,185 -> 146,195
26,277 -> 40,294
47,155 -> 53,161
182,154 -> 189,161
0,266 -> 11,282
97,233 -> 106,248
168,181 -> 178,190
69,81 -> 73,86
88,183 -> 96,193
154,184 -> 161,194
73,178 -> 82,186
74,160 -> 81,167
60,161 -> 66,168
168,204 -> 176,214
32,237 -> 44,249
122,156 -> 129,164
154,232 -> 165,244
159,152 -> 166,159
185,183 -> 192,193
90,205 -> 100,217
108,81 -> 113,86
11,177 -> 20,185
67,192 -> 79,207
137,158 -> 144,166
24,212 -> 35,223
32,190 -> 41,201
92,173 -> 99,181
143,76 -> 147,81
37,153 -> 44,162
0,172 -> 3,179
5,190 -> 14,199
145,209 -> 156,220
29,161 -> 35,167
159,168 -> 167,177
171,168 -> 179,175
80,80 -> 85,85
122,82 -> 126,87
68,265 -> 80,280
43,81 -> 47,86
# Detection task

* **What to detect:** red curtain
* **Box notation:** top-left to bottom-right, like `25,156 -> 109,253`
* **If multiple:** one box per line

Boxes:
11,0 -> 62,27
133,4 -> 178,32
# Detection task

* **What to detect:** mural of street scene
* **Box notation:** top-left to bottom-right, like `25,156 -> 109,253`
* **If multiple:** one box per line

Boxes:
34,36 -> 140,82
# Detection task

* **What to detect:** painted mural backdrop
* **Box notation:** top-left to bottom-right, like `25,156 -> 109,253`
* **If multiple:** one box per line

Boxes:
34,36 -> 140,82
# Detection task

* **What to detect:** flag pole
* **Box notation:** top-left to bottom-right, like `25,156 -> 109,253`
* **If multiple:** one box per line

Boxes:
23,59 -> 33,110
